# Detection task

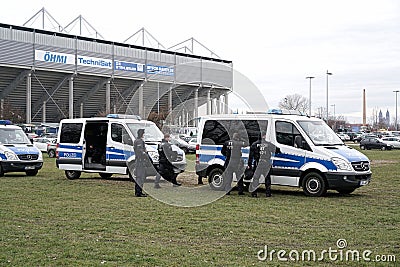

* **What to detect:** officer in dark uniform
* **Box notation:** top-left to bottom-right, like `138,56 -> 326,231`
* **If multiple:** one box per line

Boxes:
248,131 -> 280,197
133,129 -> 148,197
158,133 -> 181,186
221,132 -> 247,195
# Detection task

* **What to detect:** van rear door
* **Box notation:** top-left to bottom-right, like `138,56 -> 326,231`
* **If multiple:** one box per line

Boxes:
57,121 -> 84,171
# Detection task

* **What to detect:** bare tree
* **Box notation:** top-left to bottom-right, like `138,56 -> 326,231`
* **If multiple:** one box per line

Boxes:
278,94 -> 309,114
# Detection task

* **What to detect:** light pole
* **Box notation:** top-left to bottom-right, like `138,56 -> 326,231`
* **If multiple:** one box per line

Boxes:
326,70 -> 333,122
306,76 -> 315,116
394,90 -> 399,130
331,104 -> 336,130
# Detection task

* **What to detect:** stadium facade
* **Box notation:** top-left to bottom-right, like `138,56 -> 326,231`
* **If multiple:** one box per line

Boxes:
0,22 -> 232,125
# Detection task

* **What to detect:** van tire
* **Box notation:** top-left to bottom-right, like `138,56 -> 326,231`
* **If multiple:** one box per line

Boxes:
48,150 -> 56,158
26,170 -> 38,176
0,166 -> 4,177
208,168 -> 225,191
99,173 -> 112,179
381,146 -> 386,151
302,172 -> 327,197
360,145 -> 365,150
65,170 -> 81,180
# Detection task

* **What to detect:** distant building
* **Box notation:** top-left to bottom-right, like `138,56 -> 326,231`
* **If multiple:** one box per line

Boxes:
378,109 -> 390,128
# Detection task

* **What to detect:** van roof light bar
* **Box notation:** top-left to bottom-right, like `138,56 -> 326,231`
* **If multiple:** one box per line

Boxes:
106,114 -> 141,120
267,109 -> 303,116
0,120 -> 12,125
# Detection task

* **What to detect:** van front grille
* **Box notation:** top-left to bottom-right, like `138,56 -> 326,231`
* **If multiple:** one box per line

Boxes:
18,154 -> 39,160
352,161 -> 370,172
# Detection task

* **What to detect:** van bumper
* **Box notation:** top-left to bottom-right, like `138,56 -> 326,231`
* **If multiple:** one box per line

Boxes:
325,172 -> 371,190
1,161 -> 43,173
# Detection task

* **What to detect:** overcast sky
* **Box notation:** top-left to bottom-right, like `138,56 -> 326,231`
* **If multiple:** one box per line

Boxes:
1,0 -> 399,123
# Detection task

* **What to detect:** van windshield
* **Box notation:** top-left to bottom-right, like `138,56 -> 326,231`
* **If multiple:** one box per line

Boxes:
298,120 -> 343,146
127,123 -> 164,142
0,128 -> 31,144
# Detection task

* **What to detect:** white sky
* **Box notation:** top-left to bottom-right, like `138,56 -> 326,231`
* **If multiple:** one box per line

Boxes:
1,0 -> 399,123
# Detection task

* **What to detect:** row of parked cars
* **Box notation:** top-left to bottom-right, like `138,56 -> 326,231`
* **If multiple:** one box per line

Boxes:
360,136 -> 400,150
335,131 -> 400,151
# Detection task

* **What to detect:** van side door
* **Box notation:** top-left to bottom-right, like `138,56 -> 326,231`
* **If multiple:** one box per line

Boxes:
106,123 -> 134,174
272,120 -> 306,186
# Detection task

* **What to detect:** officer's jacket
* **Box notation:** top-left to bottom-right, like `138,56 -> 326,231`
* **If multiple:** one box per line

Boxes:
134,138 -> 148,165
221,139 -> 246,165
248,139 -> 279,168
158,139 -> 177,166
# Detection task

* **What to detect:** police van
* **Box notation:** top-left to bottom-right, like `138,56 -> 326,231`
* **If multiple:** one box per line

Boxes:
195,110 -> 371,196
0,120 -> 43,176
56,114 -> 186,180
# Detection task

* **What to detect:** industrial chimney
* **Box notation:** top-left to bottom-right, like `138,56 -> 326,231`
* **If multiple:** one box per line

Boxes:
363,89 -> 366,126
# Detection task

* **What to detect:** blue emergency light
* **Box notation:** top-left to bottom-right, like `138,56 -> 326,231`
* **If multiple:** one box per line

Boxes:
0,120 -> 12,125
106,114 -> 141,120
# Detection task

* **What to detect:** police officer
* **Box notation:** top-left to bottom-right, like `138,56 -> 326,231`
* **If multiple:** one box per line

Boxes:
248,131 -> 280,197
133,129 -> 148,197
221,132 -> 246,195
158,133 -> 181,186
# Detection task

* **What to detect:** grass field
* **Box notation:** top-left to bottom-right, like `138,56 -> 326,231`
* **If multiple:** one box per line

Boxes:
0,147 -> 399,266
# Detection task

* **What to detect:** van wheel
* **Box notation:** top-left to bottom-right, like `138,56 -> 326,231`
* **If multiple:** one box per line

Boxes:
360,145 -> 365,150
302,172 -> 327,197
381,146 -> 386,151
337,188 -> 355,194
208,168 -> 225,191
0,166 -> 4,177
26,170 -> 38,176
99,173 -> 112,179
48,150 -> 55,158
65,170 -> 81,180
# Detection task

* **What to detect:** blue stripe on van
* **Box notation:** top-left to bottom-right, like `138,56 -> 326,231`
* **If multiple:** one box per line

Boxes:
200,145 -> 250,154
59,144 -> 82,150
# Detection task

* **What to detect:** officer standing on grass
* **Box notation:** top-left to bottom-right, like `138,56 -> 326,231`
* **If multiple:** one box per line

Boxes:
133,128 -> 148,197
158,133 -> 181,186
221,132 -> 247,195
248,131 -> 280,197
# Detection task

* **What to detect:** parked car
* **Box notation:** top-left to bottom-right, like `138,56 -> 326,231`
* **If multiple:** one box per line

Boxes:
360,137 -> 392,150
337,133 -> 350,141
187,138 -> 197,153
352,132 -> 364,143
47,142 -> 57,158
33,137 -> 56,152
380,137 -> 400,149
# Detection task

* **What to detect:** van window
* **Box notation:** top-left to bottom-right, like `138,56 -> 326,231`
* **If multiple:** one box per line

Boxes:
275,121 -> 300,147
201,120 -> 268,145
111,123 -> 133,145
60,123 -> 83,143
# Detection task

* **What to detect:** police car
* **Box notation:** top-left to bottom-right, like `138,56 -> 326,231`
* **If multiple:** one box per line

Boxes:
195,110 -> 371,196
56,114 -> 186,180
0,120 -> 43,176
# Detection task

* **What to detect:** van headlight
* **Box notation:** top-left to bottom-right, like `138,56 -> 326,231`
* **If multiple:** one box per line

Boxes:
332,157 -> 352,171
5,151 -> 18,160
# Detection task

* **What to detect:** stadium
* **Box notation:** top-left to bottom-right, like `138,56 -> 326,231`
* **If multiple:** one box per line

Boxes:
0,8 -> 232,126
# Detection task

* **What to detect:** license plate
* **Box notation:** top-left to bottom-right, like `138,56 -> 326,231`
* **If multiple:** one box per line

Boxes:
360,180 -> 369,186
25,166 -> 35,170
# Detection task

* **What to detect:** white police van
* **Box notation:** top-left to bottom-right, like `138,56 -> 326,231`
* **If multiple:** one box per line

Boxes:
0,120 -> 43,176
56,114 -> 186,180
195,110 -> 371,196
